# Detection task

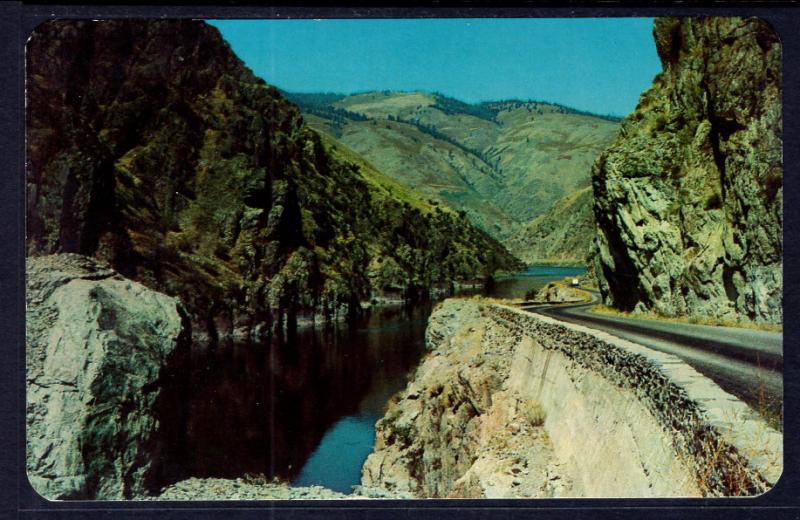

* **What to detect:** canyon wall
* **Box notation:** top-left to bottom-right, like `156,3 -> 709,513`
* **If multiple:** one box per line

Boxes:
592,17 -> 782,323
362,299 -> 782,498
26,20 -> 521,346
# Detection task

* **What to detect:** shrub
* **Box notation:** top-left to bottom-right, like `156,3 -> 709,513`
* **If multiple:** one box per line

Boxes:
763,169 -> 782,202
669,164 -> 685,179
653,115 -> 668,132
522,400 -> 546,427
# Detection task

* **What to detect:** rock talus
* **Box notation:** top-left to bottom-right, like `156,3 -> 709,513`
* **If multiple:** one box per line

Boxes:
592,17 -> 782,323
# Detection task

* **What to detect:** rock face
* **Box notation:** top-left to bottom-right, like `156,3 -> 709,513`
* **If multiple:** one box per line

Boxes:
363,299 -> 560,498
362,299 -> 782,497
26,254 -> 189,500
592,17 -> 782,323
26,20 -> 522,345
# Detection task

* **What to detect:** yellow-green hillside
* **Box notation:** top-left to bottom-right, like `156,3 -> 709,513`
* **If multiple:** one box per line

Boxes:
289,91 -> 619,262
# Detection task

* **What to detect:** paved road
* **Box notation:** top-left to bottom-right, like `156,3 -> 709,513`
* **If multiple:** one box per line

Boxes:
520,290 -> 783,423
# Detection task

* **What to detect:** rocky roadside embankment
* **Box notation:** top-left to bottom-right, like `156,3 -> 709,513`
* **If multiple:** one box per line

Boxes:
527,281 -> 590,304
363,299 -> 561,498
362,298 -> 782,498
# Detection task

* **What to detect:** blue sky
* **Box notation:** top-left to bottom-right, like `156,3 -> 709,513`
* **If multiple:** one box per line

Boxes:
209,18 -> 661,118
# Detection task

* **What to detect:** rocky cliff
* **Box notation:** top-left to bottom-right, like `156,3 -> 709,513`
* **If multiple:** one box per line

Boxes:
592,17 -> 782,323
26,254 -> 190,499
26,20 -> 522,344
362,299 -> 782,497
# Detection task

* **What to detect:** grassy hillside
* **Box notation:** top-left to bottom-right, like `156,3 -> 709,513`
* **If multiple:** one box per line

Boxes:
486,102 -> 619,221
287,91 -> 619,257
304,110 -> 514,238
507,187 -> 595,265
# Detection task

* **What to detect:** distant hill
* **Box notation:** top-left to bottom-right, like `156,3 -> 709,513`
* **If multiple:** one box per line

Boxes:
286,90 -> 620,262
506,187 -> 595,265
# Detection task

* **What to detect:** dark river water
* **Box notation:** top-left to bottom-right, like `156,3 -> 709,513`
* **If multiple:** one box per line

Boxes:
182,265 -> 585,493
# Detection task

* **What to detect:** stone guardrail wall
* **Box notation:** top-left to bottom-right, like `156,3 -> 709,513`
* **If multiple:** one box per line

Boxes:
486,304 -> 782,496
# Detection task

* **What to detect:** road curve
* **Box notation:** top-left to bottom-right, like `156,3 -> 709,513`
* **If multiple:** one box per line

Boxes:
520,291 -> 783,424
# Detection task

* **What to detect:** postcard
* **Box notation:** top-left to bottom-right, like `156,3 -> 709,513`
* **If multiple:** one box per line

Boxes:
24,15 -> 782,501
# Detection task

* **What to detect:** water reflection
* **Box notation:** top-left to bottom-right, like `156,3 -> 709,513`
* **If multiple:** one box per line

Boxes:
180,266 -> 586,491
182,303 -> 431,482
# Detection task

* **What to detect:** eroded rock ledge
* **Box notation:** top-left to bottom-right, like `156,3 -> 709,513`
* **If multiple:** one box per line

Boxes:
362,299 -> 782,498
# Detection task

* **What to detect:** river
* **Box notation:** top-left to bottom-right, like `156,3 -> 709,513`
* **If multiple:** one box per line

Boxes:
180,265 -> 585,493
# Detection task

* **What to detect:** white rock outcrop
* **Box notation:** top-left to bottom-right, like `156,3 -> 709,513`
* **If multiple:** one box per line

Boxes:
27,254 -> 188,500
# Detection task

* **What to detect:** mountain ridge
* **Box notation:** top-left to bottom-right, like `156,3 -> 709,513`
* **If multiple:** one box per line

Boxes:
284,90 -> 624,123
287,89 -> 620,262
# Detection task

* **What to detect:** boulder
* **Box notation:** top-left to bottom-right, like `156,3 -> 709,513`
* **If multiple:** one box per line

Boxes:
530,282 -> 588,304
26,254 -> 189,499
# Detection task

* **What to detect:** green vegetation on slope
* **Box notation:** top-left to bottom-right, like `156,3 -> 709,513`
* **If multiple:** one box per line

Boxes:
507,187 -> 595,265
481,99 -> 623,123
306,110 -> 516,239
292,90 -> 620,261
26,20 -> 522,345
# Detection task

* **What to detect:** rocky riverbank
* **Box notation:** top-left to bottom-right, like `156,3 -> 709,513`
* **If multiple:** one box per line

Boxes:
148,478 -> 347,500
362,298 -> 566,498
361,298 -> 782,498
145,477 -> 417,500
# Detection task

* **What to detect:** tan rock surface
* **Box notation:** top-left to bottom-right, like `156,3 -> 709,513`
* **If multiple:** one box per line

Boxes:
362,303 -> 561,498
